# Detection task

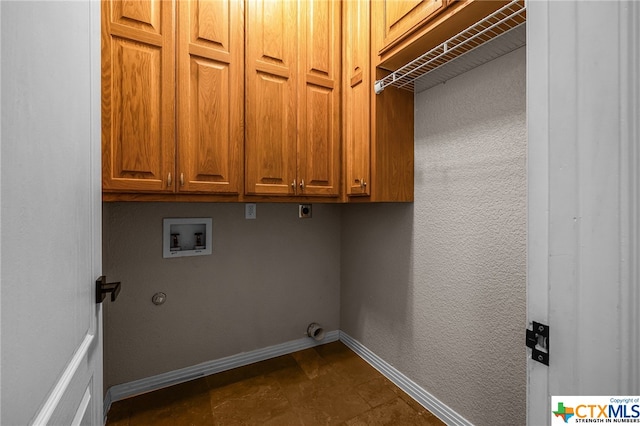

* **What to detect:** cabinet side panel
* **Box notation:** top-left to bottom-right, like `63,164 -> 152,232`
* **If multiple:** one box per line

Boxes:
372,73 -> 414,202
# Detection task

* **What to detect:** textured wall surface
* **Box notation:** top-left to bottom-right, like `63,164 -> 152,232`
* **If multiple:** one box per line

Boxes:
103,202 -> 341,388
341,47 -> 527,426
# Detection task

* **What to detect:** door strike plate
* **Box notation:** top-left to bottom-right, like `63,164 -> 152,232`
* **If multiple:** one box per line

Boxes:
526,321 -> 549,366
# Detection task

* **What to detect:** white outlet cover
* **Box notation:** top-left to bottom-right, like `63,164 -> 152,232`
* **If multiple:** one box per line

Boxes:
245,203 -> 257,219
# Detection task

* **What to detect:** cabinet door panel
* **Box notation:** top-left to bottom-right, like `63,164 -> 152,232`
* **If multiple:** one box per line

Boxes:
177,0 -> 242,193
380,0 -> 446,52
113,40 -> 162,178
343,0 -> 370,196
298,0 -> 340,196
300,83 -> 339,195
191,0 -> 229,50
247,73 -> 296,194
345,79 -> 371,196
305,0 -> 332,79
102,0 -> 174,192
245,0 -> 297,195
111,0 -> 162,34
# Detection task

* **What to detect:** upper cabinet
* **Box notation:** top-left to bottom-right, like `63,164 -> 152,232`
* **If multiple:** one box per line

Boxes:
176,0 -> 243,194
343,0 -> 414,202
373,0 -> 523,71
343,0 -> 371,197
102,0 -> 421,203
378,0 -> 447,55
244,0 -> 297,196
297,0 -> 341,197
245,0 -> 340,197
102,0 -> 243,196
102,0 -> 175,192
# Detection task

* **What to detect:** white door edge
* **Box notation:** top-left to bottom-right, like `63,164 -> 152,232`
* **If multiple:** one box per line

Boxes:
526,0 -> 551,423
527,1 -> 640,424
70,386 -> 92,426
31,334 -> 95,426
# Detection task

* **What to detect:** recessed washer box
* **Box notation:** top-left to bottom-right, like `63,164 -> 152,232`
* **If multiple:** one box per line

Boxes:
163,218 -> 212,258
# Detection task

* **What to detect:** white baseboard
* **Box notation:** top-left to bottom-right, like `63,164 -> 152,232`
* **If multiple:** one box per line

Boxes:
104,330 -> 472,426
339,332 -> 473,426
103,330 -> 339,420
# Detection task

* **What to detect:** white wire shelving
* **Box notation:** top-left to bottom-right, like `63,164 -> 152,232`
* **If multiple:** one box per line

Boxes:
374,0 -> 526,94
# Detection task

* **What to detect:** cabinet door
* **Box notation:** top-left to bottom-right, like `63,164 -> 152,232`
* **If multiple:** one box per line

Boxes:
245,0 -> 298,195
102,0 -> 175,192
297,0 -> 341,197
379,0 -> 446,52
176,0 -> 243,194
343,0 -> 371,196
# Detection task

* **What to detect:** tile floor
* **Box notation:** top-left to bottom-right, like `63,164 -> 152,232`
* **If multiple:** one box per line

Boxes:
106,341 -> 445,426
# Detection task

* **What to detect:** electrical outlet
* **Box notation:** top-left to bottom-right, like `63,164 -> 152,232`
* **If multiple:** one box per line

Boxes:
298,204 -> 312,218
245,203 -> 256,219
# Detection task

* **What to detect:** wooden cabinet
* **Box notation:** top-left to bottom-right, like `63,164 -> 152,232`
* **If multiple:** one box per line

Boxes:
343,0 -> 414,202
102,0 -> 175,192
297,0 -> 341,197
103,0 -> 413,203
176,0 -> 243,194
373,1 -> 519,72
369,68 -> 414,202
343,0 -> 371,197
245,0 -> 340,197
102,0 -> 242,195
378,0 -> 447,55
244,0 -> 297,196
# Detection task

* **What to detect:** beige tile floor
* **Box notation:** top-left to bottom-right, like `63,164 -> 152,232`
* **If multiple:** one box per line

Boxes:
106,341 -> 445,425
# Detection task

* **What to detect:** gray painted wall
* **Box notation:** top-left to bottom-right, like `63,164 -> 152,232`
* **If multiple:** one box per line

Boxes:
341,47 -> 527,426
103,202 -> 341,388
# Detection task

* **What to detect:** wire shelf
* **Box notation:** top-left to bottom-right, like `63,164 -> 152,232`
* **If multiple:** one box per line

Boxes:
374,0 -> 526,94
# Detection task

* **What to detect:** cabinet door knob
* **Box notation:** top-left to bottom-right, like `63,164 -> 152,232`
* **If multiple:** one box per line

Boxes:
299,179 -> 305,191
362,179 -> 367,188
167,173 -> 172,187
291,179 -> 296,190
180,173 -> 184,186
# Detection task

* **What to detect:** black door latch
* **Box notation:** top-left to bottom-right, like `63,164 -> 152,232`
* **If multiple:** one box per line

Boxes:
526,321 -> 549,366
96,276 -> 121,304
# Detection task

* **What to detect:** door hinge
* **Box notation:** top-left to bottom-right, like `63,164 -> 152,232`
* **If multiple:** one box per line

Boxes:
526,321 -> 549,366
